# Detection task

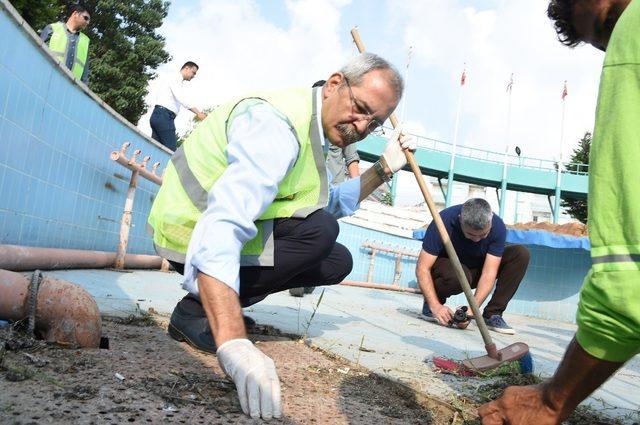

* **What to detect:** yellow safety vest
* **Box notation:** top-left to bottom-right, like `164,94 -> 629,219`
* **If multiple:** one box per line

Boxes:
147,87 -> 328,265
47,22 -> 89,81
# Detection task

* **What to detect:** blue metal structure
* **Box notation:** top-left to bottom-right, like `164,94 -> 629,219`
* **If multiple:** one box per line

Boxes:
357,134 -> 588,222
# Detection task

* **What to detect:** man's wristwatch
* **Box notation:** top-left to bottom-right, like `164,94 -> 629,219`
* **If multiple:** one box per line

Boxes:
374,160 -> 391,182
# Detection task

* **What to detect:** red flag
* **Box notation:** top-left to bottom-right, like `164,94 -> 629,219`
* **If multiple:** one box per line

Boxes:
562,81 -> 568,100
506,73 -> 514,92
460,69 -> 466,86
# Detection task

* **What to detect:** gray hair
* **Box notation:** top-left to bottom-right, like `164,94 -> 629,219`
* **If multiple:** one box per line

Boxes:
460,198 -> 493,230
339,53 -> 404,100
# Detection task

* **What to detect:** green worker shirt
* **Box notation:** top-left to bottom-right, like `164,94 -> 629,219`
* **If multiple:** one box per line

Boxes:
576,0 -> 640,362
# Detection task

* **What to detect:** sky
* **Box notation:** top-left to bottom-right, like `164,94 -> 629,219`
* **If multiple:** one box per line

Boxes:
137,0 -> 605,165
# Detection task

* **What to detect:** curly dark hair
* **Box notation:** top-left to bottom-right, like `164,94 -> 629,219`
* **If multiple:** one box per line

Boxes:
547,0 -> 583,47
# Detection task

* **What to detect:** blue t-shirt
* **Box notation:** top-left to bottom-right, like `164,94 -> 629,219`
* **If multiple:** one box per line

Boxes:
421,205 -> 506,269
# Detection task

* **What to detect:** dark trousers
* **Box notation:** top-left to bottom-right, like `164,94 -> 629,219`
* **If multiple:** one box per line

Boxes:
170,210 -> 353,311
431,245 -> 530,318
150,106 -> 177,151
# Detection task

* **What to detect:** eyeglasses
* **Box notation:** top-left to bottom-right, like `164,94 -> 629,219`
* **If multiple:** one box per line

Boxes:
81,14 -> 90,22
343,76 -> 384,133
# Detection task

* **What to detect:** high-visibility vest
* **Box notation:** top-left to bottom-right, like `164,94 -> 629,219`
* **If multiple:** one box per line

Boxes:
147,87 -> 328,265
47,22 -> 89,81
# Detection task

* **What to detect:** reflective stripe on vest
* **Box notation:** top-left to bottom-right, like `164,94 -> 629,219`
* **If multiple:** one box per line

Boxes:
47,22 -> 89,80
591,245 -> 640,272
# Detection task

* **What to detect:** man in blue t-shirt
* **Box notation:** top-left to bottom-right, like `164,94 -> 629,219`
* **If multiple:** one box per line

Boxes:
416,198 -> 529,334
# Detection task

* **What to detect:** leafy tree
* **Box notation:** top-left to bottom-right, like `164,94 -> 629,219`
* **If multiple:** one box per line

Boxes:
83,0 -> 171,124
561,131 -> 591,223
11,0 -> 171,124
10,0 -> 64,31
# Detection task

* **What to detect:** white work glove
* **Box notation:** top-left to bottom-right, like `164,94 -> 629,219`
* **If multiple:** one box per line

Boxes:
216,338 -> 282,419
382,126 -> 417,173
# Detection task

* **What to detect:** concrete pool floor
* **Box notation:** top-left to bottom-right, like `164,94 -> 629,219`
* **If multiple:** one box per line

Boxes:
47,269 -> 640,421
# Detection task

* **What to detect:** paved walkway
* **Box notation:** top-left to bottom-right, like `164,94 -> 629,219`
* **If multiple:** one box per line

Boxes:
48,269 -> 640,421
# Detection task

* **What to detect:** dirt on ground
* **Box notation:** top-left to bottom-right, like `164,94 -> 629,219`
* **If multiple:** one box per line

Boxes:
0,315 -> 629,425
0,315 -> 457,424
509,221 -> 587,237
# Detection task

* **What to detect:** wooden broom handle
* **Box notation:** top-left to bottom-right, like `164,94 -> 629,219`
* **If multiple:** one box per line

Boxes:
350,27 -> 497,354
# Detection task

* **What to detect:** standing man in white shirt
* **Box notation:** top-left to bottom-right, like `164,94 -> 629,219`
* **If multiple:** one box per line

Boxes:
149,61 -> 207,150
147,53 -> 415,419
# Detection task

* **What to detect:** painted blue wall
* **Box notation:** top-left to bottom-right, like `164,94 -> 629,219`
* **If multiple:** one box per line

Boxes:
0,2 -> 169,255
337,222 -> 591,323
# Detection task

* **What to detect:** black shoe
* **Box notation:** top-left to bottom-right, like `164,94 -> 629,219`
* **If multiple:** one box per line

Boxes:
168,296 -> 258,353
168,301 -> 217,354
289,287 -> 305,297
243,315 -> 257,330
421,302 -> 438,323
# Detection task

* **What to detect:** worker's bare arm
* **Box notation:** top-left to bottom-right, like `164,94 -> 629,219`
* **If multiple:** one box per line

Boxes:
479,338 -> 623,424
474,254 -> 501,307
197,272 -> 246,345
359,129 -> 416,202
358,156 -> 391,202
347,160 -> 360,178
416,250 -> 453,324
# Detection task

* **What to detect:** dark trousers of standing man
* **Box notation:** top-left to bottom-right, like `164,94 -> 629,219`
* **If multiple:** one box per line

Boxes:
150,105 -> 178,151
431,245 -> 530,318
170,209 -> 353,319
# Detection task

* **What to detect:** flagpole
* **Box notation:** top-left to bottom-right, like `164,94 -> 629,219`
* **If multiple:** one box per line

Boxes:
399,46 -> 412,122
445,66 -> 465,207
391,46 -> 412,206
498,73 -> 513,218
553,81 -> 567,223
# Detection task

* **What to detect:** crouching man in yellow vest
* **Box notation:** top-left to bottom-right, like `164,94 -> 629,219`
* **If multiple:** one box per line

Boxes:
147,53 -> 415,419
40,4 -> 91,84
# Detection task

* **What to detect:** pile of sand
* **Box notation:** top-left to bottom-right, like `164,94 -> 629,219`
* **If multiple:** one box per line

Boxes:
509,221 -> 587,237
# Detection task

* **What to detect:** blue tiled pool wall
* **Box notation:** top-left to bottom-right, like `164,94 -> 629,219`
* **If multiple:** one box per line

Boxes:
0,4 -> 168,255
0,3 -> 591,323
337,222 -> 591,323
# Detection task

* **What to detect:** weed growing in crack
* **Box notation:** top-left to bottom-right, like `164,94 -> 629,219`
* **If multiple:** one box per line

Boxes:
302,288 -> 325,339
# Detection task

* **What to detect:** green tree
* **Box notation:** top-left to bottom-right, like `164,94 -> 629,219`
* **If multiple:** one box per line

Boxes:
83,0 -> 171,124
11,0 -> 171,125
10,0 -> 64,31
561,131 -> 591,224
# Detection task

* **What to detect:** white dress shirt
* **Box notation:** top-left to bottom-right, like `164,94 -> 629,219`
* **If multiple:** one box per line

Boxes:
182,89 -> 361,295
155,72 -> 194,114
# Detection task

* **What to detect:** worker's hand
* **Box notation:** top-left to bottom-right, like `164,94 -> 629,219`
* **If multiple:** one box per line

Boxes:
382,126 -> 417,173
196,112 -> 207,121
478,384 -> 562,425
431,303 -> 454,326
216,338 -> 282,419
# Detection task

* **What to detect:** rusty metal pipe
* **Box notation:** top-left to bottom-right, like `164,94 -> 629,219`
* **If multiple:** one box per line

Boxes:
362,242 -> 419,258
114,167 -> 139,269
0,269 -> 102,348
393,255 -> 402,287
0,244 -> 164,271
340,280 -> 421,294
110,142 -> 163,185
